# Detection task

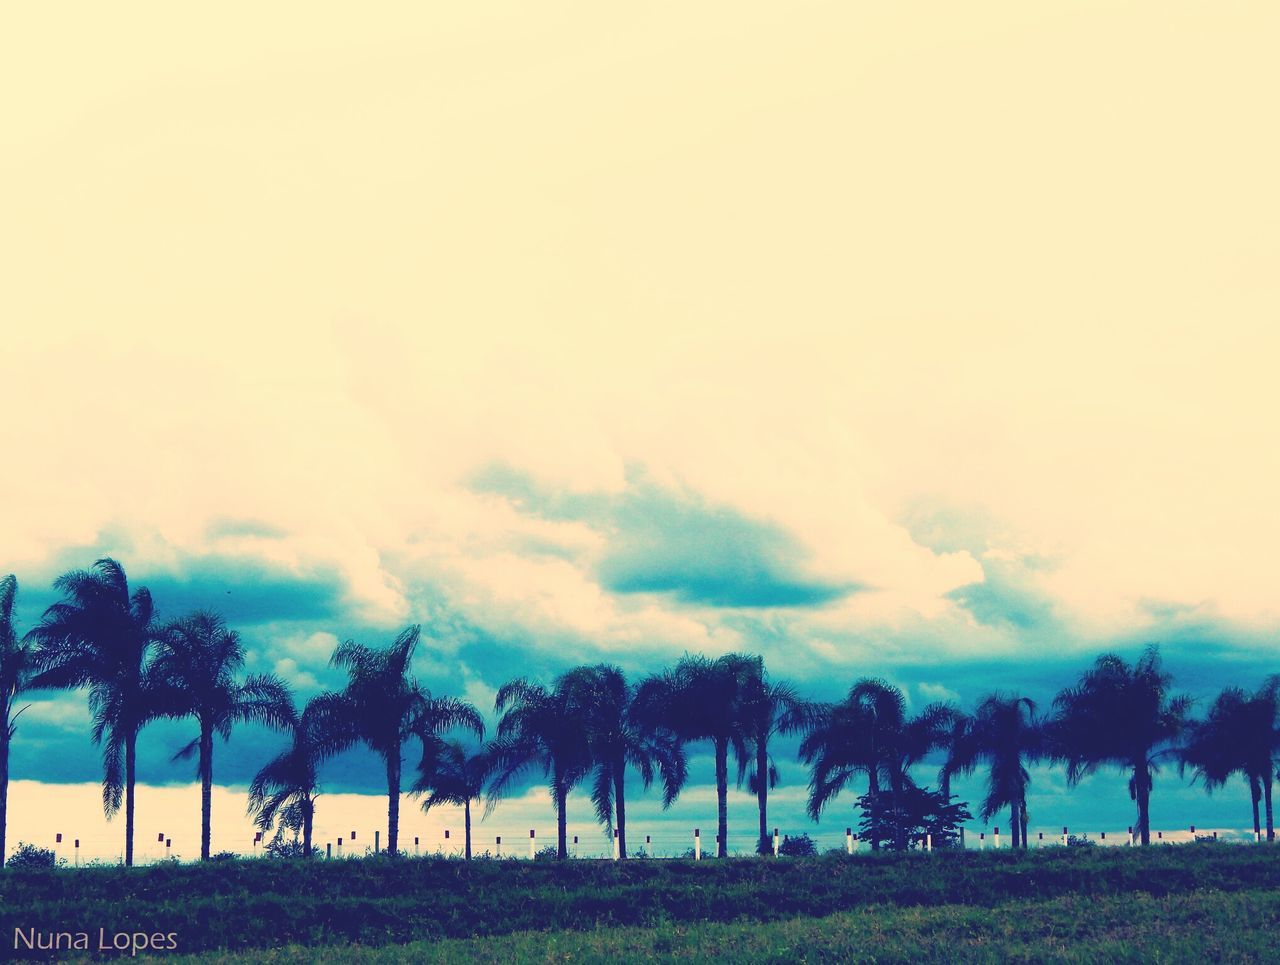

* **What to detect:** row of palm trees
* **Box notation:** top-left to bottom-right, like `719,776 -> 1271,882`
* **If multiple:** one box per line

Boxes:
1,559 -> 1277,867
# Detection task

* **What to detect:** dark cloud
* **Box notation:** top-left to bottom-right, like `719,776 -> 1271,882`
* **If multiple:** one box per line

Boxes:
472,463 -> 856,609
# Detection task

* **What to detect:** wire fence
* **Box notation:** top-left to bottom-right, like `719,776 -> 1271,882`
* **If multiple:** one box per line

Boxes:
16,823 -> 1276,866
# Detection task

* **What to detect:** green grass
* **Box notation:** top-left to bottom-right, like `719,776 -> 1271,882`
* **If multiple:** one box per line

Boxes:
175,889 -> 1280,963
3,844 -> 1278,959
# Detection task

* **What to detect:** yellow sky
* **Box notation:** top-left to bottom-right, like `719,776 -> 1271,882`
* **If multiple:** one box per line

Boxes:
2,1 -> 1278,641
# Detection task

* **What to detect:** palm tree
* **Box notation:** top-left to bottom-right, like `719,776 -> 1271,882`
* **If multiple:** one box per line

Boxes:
1256,676 -> 1280,841
738,663 -> 817,854
948,695 -> 1043,848
1,574 -> 35,868
558,664 -> 684,859
28,558 -> 163,866
634,653 -> 758,858
415,738 -> 488,859
312,625 -> 483,856
799,679 -> 938,850
1050,646 -> 1190,845
1181,682 -> 1279,841
153,611 -> 295,859
488,677 -> 592,859
248,699 -> 325,857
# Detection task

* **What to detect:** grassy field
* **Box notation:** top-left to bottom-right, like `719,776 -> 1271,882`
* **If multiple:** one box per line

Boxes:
2,844 -> 1278,960
174,889 -> 1280,963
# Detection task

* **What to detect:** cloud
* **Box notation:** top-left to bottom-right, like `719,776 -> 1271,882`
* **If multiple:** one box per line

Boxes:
474,465 -> 857,609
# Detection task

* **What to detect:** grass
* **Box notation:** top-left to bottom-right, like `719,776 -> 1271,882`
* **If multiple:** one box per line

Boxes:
175,889 -> 1280,963
2,844 -> 1278,959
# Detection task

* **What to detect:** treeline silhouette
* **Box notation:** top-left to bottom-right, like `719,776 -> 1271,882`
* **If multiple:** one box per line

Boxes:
0,559 -> 1276,867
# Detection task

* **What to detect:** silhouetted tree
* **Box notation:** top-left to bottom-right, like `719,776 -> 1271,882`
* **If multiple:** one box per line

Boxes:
248,700 -> 325,857
1050,646 -> 1190,845
948,695 -> 1043,848
415,738 -> 488,859
312,625 -> 483,856
738,663 -> 817,854
1181,680 -> 1280,841
488,676 -> 592,859
800,679 -> 944,851
562,664 -> 685,858
635,654 -> 759,857
29,559 -> 163,866
154,611 -> 294,859
0,575 -> 35,868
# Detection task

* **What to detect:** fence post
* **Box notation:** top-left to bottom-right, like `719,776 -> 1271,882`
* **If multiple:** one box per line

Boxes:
979,832 -> 985,850
337,837 -> 343,858
845,827 -> 853,855
994,827 -> 1000,849
613,829 -> 620,860
1101,832 -> 1106,842
1128,826 -> 1134,847
694,828 -> 701,861
414,836 -> 420,857
375,830 -> 380,854
773,827 -> 780,857
444,828 -> 450,857
496,835 -> 502,857
1062,826 -> 1068,847
74,839 -> 80,868
326,843 -> 332,859
530,829 -> 536,860
926,833 -> 933,852
1037,832 -> 1043,848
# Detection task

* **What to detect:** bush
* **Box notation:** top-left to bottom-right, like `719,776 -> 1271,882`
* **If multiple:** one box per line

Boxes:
533,846 -> 560,861
1066,834 -> 1095,848
5,842 -> 60,869
210,851 -> 239,862
779,834 -> 817,857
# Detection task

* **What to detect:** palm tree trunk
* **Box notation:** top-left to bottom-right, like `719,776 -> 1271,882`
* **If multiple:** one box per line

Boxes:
1135,763 -> 1151,846
556,782 -> 568,860
1020,794 -> 1029,849
386,750 -> 401,856
0,723 -> 9,869
714,737 -> 729,858
199,722 -> 214,861
302,799 -> 313,858
464,797 -> 472,860
125,733 -> 137,867
1009,800 -> 1021,849
756,741 -> 769,855
614,765 -> 627,859
868,770 -> 881,851
889,771 -> 904,852
1266,769 -> 1275,842
1250,775 -> 1262,840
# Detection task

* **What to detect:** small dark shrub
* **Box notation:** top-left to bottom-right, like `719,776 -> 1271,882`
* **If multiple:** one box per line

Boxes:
779,834 -> 817,857
1066,834 -> 1095,848
6,842 -> 59,869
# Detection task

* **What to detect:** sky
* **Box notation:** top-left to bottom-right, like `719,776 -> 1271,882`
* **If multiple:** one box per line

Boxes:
2,1 -> 1278,858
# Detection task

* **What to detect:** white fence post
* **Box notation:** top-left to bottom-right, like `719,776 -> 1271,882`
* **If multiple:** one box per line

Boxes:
530,829 -> 536,859
613,829 -> 620,861
845,827 -> 853,855
993,826 -> 1000,849
773,827 -> 780,857
926,833 -> 933,852
694,828 -> 701,861
496,835 -> 502,857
